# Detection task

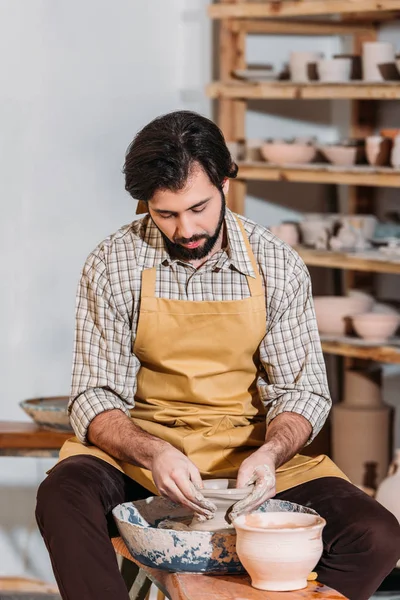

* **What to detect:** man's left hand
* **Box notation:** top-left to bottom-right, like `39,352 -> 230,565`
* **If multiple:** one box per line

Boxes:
230,448 -> 276,521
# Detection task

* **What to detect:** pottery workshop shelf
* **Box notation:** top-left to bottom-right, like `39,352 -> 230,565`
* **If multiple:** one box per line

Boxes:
236,162 -> 400,188
320,336 -> 400,364
296,247 -> 400,275
208,0 -> 400,19
207,81 -> 400,101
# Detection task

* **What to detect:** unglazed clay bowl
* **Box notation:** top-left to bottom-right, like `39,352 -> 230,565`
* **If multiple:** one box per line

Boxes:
313,296 -> 373,336
19,396 -> 73,432
233,511 -> 325,591
189,478 -> 252,532
316,58 -> 351,82
319,144 -> 363,166
113,497 -> 319,574
352,312 -> 400,343
260,142 -> 316,165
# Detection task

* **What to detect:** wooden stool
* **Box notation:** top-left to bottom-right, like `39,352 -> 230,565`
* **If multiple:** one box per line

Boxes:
111,536 -> 348,600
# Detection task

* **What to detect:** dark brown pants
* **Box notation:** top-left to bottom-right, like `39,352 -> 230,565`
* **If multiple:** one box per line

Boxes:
35,455 -> 400,600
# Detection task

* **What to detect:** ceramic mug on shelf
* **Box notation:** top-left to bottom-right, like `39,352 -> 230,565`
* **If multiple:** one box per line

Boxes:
289,51 -> 323,82
362,42 -> 395,81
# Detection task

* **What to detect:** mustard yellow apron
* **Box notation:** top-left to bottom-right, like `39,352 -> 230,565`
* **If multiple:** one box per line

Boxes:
59,218 -> 346,494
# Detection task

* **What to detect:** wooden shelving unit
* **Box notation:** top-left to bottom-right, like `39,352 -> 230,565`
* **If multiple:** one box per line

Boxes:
208,0 -> 400,366
296,247 -> 400,275
209,1 -> 400,19
236,162 -> 400,187
207,81 -> 400,100
321,338 -> 400,364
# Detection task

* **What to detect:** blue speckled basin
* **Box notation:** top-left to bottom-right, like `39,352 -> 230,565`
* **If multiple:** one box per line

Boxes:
19,396 -> 73,432
112,496 -> 318,574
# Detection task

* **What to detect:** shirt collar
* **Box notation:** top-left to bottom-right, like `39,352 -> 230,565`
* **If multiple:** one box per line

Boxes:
135,209 -> 255,278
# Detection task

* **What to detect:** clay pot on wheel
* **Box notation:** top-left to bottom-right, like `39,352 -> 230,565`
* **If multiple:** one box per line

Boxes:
189,479 -> 252,532
233,512 -> 325,591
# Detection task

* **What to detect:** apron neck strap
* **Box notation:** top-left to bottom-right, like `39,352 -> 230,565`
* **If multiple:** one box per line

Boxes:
235,217 -> 264,297
141,216 -> 264,298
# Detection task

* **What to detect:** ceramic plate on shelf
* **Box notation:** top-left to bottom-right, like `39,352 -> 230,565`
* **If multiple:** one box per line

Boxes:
19,396 -> 73,432
233,69 -> 280,81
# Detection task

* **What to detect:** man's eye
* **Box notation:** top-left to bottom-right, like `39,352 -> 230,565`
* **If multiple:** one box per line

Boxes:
160,214 -> 174,219
192,207 -> 206,214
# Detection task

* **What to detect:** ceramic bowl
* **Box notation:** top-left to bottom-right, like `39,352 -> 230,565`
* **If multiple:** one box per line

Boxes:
316,58 -> 352,82
19,396 -> 72,432
313,296 -> 373,336
112,497 -> 318,574
352,313 -> 400,343
319,144 -> 363,166
233,511 -> 325,591
298,218 -> 334,247
260,142 -> 316,165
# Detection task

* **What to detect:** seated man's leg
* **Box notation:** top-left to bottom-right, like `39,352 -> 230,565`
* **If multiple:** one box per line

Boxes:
276,477 -> 400,600
35,455 -> 151,600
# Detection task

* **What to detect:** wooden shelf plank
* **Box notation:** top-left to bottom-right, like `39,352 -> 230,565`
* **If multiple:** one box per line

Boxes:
0,420 -> 70,450
207,81 -> 400,100
209,1 -> 400,19
296,246 -> 400,274
236,162 -> 400,187
237,19 -> 377,36
320,338 -> 400,363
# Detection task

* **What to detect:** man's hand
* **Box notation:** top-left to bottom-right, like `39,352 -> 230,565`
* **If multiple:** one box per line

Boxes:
230,448 -> 276,521
151,446 -> 217,518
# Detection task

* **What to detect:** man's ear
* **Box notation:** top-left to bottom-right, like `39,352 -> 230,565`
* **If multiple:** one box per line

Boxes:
222,178 -> 230,196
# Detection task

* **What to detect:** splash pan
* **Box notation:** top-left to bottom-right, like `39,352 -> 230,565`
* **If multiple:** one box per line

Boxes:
112,496 -> 318,574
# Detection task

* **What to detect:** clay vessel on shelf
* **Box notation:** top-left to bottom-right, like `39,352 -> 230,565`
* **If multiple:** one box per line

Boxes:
332,368 -> 391,487
313,295 -> 373,336
233,512 -> 325,591
316,58 -> 351,82
391,135 -> 400,168
260,141 -> 316,165
188,479 -> 251,532
362,42 -> 395,81
289,51 -> 323,82
352,312 -> 400,343
365,136 -> 392,167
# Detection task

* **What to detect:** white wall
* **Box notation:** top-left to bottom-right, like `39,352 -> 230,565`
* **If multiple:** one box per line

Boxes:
0,0 -> 210,582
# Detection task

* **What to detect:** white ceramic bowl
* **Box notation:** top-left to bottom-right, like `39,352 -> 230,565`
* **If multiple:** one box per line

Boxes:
298,218 -> 333,246
316,58 -> 352,82
319,144 -> 360,166
261,142 -> 316,165
313,296 -> 373,335
352,313 -> 400,342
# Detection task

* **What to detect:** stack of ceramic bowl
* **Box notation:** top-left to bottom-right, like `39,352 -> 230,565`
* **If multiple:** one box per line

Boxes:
319,140 -> 365,167
313,292 -> 374,336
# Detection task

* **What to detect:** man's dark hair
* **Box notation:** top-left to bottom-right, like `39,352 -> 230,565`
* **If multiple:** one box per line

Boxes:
123,110 -> 238,202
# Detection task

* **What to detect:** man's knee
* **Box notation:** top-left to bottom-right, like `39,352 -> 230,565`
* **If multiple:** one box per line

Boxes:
36,456 -> 114,530
347,503 -> 400,569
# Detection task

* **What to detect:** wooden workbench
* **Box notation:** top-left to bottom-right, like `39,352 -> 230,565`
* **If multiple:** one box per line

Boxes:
0,420 -> 70,457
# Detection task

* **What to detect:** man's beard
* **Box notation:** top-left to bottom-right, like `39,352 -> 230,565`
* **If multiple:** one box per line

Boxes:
157,194 -> 226,262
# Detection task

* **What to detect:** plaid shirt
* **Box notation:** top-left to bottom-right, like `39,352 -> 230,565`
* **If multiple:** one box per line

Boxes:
70,208 -> 331,444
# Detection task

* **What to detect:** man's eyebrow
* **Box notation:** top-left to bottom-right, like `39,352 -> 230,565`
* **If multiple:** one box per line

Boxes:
153,197 -> 212,215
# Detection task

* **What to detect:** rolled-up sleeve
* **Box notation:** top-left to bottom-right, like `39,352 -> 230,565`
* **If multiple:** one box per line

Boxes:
258,253 -> 331,444
69,249 -> 139,443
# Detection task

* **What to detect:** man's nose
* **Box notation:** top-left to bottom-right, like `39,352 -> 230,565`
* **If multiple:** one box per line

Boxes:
175,217 -> 194,241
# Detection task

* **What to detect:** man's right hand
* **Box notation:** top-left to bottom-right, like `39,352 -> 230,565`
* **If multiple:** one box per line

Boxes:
151,445 -> 216,518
